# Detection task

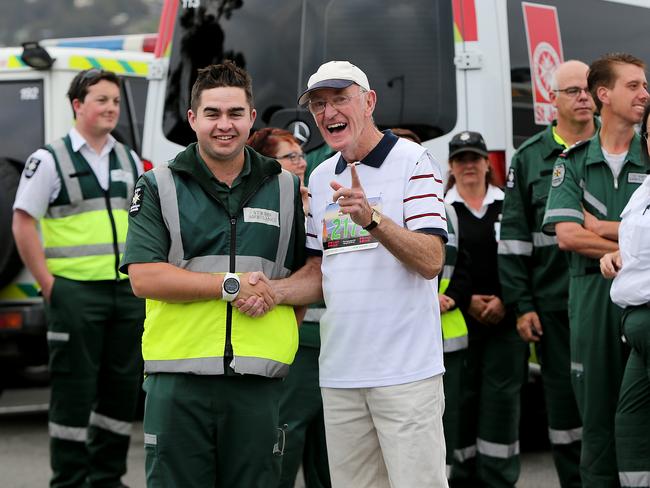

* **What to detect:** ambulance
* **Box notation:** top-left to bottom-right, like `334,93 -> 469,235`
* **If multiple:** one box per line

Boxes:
0,37 -> 154,390
141,0 -> 650,182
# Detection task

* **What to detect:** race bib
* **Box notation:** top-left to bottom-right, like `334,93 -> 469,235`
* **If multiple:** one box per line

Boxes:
322,197 -> 381,256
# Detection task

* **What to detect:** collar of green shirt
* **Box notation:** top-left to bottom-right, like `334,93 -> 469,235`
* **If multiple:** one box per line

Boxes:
585,129 -> 644,168
169,142 -> 283,207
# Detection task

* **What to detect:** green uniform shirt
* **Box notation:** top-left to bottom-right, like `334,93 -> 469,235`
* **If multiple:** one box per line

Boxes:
120,144 -> 306,273
542,130 -> 646,277
499,122 -> 569,314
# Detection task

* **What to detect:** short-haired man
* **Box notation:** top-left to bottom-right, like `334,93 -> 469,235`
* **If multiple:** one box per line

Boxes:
12,69 -> 145,488
121,61 -> 306,487
499,60 -> 596,487
543,53 -> 649,486
273,61 -> 449,487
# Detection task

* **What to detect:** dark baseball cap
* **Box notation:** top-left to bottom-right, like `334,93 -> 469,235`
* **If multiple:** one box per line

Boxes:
448,131 -> 489,159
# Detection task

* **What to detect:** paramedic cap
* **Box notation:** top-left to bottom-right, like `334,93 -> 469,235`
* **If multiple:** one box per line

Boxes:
448,131 -> 489,159
298,61 -> 371,106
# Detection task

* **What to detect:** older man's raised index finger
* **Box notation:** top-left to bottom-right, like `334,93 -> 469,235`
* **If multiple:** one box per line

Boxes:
349,162 -> 362,189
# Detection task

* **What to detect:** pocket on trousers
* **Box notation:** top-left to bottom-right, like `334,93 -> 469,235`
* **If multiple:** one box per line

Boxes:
144,433 -> 165,488
47,329 -> 71,373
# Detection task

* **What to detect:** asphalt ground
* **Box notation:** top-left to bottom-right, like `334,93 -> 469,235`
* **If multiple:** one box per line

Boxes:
0,387 -> 560,487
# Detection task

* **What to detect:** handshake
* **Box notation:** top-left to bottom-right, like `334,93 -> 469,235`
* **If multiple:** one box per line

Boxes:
231,272 -> 278,318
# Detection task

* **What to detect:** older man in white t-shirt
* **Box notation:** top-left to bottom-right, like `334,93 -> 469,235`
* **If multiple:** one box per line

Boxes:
271,61 -> 449,488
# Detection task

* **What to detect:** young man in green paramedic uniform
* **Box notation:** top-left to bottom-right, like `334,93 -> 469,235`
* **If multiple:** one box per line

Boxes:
12,69 -> 144,488
121,62 -> 306,488
542,53 -> 649,487
499,60 -> 596,488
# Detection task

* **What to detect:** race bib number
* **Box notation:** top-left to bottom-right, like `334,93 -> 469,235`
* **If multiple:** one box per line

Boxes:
322,197 -> 381,256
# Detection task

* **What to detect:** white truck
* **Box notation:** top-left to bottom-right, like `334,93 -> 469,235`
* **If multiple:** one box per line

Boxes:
0,38 -> 153,391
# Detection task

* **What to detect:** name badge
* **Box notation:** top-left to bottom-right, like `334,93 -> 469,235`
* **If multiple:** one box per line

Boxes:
628,172 -> 647,184
322,196 -> 381,256
243,207 -> 279,227
111,169 -> 134,185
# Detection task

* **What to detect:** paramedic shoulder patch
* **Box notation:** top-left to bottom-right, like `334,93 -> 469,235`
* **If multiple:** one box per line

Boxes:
129,187 -> 144,216
24,157 -> 41,178
506,167 -> 516,189
551,164 -> 565,187
243,207 -> 279,227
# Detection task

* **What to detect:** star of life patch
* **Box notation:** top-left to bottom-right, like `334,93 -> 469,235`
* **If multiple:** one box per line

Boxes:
551,164 -> 565,187
506,167 -> 516,188
129,187 -> 144,216
24,157 -> 41,178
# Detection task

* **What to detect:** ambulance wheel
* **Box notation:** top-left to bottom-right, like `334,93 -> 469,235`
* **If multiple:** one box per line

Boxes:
0,157 -> 23,287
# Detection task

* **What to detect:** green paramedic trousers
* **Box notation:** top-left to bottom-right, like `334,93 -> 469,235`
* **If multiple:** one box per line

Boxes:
278,345 -> 331,488
536,310 -> 582,488
46,277 -> 144,488
450,322 -> 528,488
616,306 -> 650,488
443,349 -> 466,475
142,373 -> 284,488
569,274 -> 628,487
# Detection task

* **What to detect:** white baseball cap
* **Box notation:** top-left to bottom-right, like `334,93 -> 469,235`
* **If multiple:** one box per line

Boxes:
298,60 -> 371,106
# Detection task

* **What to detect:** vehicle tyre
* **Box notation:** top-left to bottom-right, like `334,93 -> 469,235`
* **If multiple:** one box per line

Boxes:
0,157 -> 23,287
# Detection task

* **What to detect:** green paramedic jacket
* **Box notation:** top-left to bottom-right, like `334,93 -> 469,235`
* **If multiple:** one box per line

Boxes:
542,130 -> 647,277
439,203 -> 468,353
121,144 -> 306,378
41,135 -> 137,281
498,123 -> 569,314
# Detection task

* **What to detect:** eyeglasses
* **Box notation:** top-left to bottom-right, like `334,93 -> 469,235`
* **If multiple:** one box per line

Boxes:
278,151 -> 306,163
553,86 -> 590,98
307,92 -> 365,115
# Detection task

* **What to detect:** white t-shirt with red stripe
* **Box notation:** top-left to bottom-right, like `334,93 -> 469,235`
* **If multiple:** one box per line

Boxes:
306,134 -> 448,388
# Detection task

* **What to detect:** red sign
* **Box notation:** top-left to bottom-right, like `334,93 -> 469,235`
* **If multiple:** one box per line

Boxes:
522,3 -> 564,125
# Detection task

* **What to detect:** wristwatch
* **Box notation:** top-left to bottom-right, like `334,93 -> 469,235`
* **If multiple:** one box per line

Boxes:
221,273 -> 241,302
363,209 -> 382,231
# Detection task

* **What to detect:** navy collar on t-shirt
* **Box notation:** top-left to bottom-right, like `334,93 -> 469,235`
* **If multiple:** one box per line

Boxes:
334,130 -> 399,175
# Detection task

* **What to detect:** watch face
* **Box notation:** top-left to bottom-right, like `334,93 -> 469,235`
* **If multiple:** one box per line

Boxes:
223,277 -> 240,294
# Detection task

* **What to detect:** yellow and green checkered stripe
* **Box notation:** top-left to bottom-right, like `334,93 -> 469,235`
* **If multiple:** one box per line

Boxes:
0,282 -> 40,300
68,55 -> 148,76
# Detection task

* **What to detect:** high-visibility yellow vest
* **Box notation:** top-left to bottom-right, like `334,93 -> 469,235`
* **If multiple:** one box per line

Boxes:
440,203 -> 468,353
140,150 -> 300,378
41,136 -> 136,281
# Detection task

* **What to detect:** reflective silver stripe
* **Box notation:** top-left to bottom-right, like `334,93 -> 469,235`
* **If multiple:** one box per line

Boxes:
47,331 -> 70,342
583,189 -> 607,216
144,357 -> 225,375
441,264 -> 455,281
144,433 -> 157,446
49,421 -> 87,442
304,308 -> 326,323
89,411 -> 132,436
477,438 -> 520,459
571,362 -> 583,373
231,356 -> 289,378
443,335 -> 468,353
445,203 -> 459,237
153,165 -> 184,266
446,464 -> 452,479
548,427 -> 582,445
544,208 -> 584,221
454,445 -> 477,463
498,240 -> 533,256
619,471 -> 650,487
44,242 -> 125,259
532,232 -> 557,247
49,138 -> 82,203
113,142 -> 135,205
177,255 -> 290,277
47,197 -> 129,218
270,170 -> 295,279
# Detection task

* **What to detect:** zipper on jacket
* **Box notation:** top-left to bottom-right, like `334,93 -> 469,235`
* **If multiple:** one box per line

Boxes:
224,217 -> 237,370
104,190 -> 121,281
